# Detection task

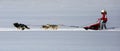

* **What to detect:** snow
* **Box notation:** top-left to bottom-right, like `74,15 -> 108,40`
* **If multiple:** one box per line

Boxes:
0,31 -> 120,51
0,28 -> 120,31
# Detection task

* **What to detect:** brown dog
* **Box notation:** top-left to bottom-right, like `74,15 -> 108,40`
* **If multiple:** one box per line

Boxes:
42,24 -> 58,30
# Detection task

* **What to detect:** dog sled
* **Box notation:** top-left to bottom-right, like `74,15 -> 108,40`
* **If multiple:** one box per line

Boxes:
83,19 -> 101,30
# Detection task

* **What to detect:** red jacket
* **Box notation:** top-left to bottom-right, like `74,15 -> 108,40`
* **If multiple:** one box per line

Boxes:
101,14 -> 108,23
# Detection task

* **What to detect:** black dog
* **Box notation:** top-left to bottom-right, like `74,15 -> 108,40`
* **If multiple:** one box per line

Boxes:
13,23 -> 30,30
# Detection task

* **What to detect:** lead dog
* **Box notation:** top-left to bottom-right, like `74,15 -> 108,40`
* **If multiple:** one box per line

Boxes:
13,23 -> 30,30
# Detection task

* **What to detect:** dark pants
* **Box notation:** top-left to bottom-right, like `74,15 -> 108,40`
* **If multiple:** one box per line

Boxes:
100,22 -> 107,29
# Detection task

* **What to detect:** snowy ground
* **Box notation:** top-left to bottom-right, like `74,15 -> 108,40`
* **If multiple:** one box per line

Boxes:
0,31 -> 120,51
0,28 -> 120,31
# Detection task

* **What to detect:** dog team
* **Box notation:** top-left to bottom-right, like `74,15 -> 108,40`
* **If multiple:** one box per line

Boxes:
13,23 -> 59,30
13,10 -> 108,30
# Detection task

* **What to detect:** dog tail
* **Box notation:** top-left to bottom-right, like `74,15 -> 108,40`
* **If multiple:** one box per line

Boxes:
24,25 -> 30,29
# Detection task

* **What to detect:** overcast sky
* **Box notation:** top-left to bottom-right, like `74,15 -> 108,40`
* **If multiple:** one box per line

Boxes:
0,0 -> 120,16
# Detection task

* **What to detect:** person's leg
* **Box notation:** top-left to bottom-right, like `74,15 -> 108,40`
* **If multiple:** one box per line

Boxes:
103,23 -> 107,29
100,23 -> 103,30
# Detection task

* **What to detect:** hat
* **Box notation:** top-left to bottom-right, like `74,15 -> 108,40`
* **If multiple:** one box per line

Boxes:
101,10 -> 107,14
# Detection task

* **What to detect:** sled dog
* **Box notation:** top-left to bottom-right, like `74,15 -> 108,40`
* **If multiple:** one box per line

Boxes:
13,23 -> 30,30
42,24 -> 58,30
